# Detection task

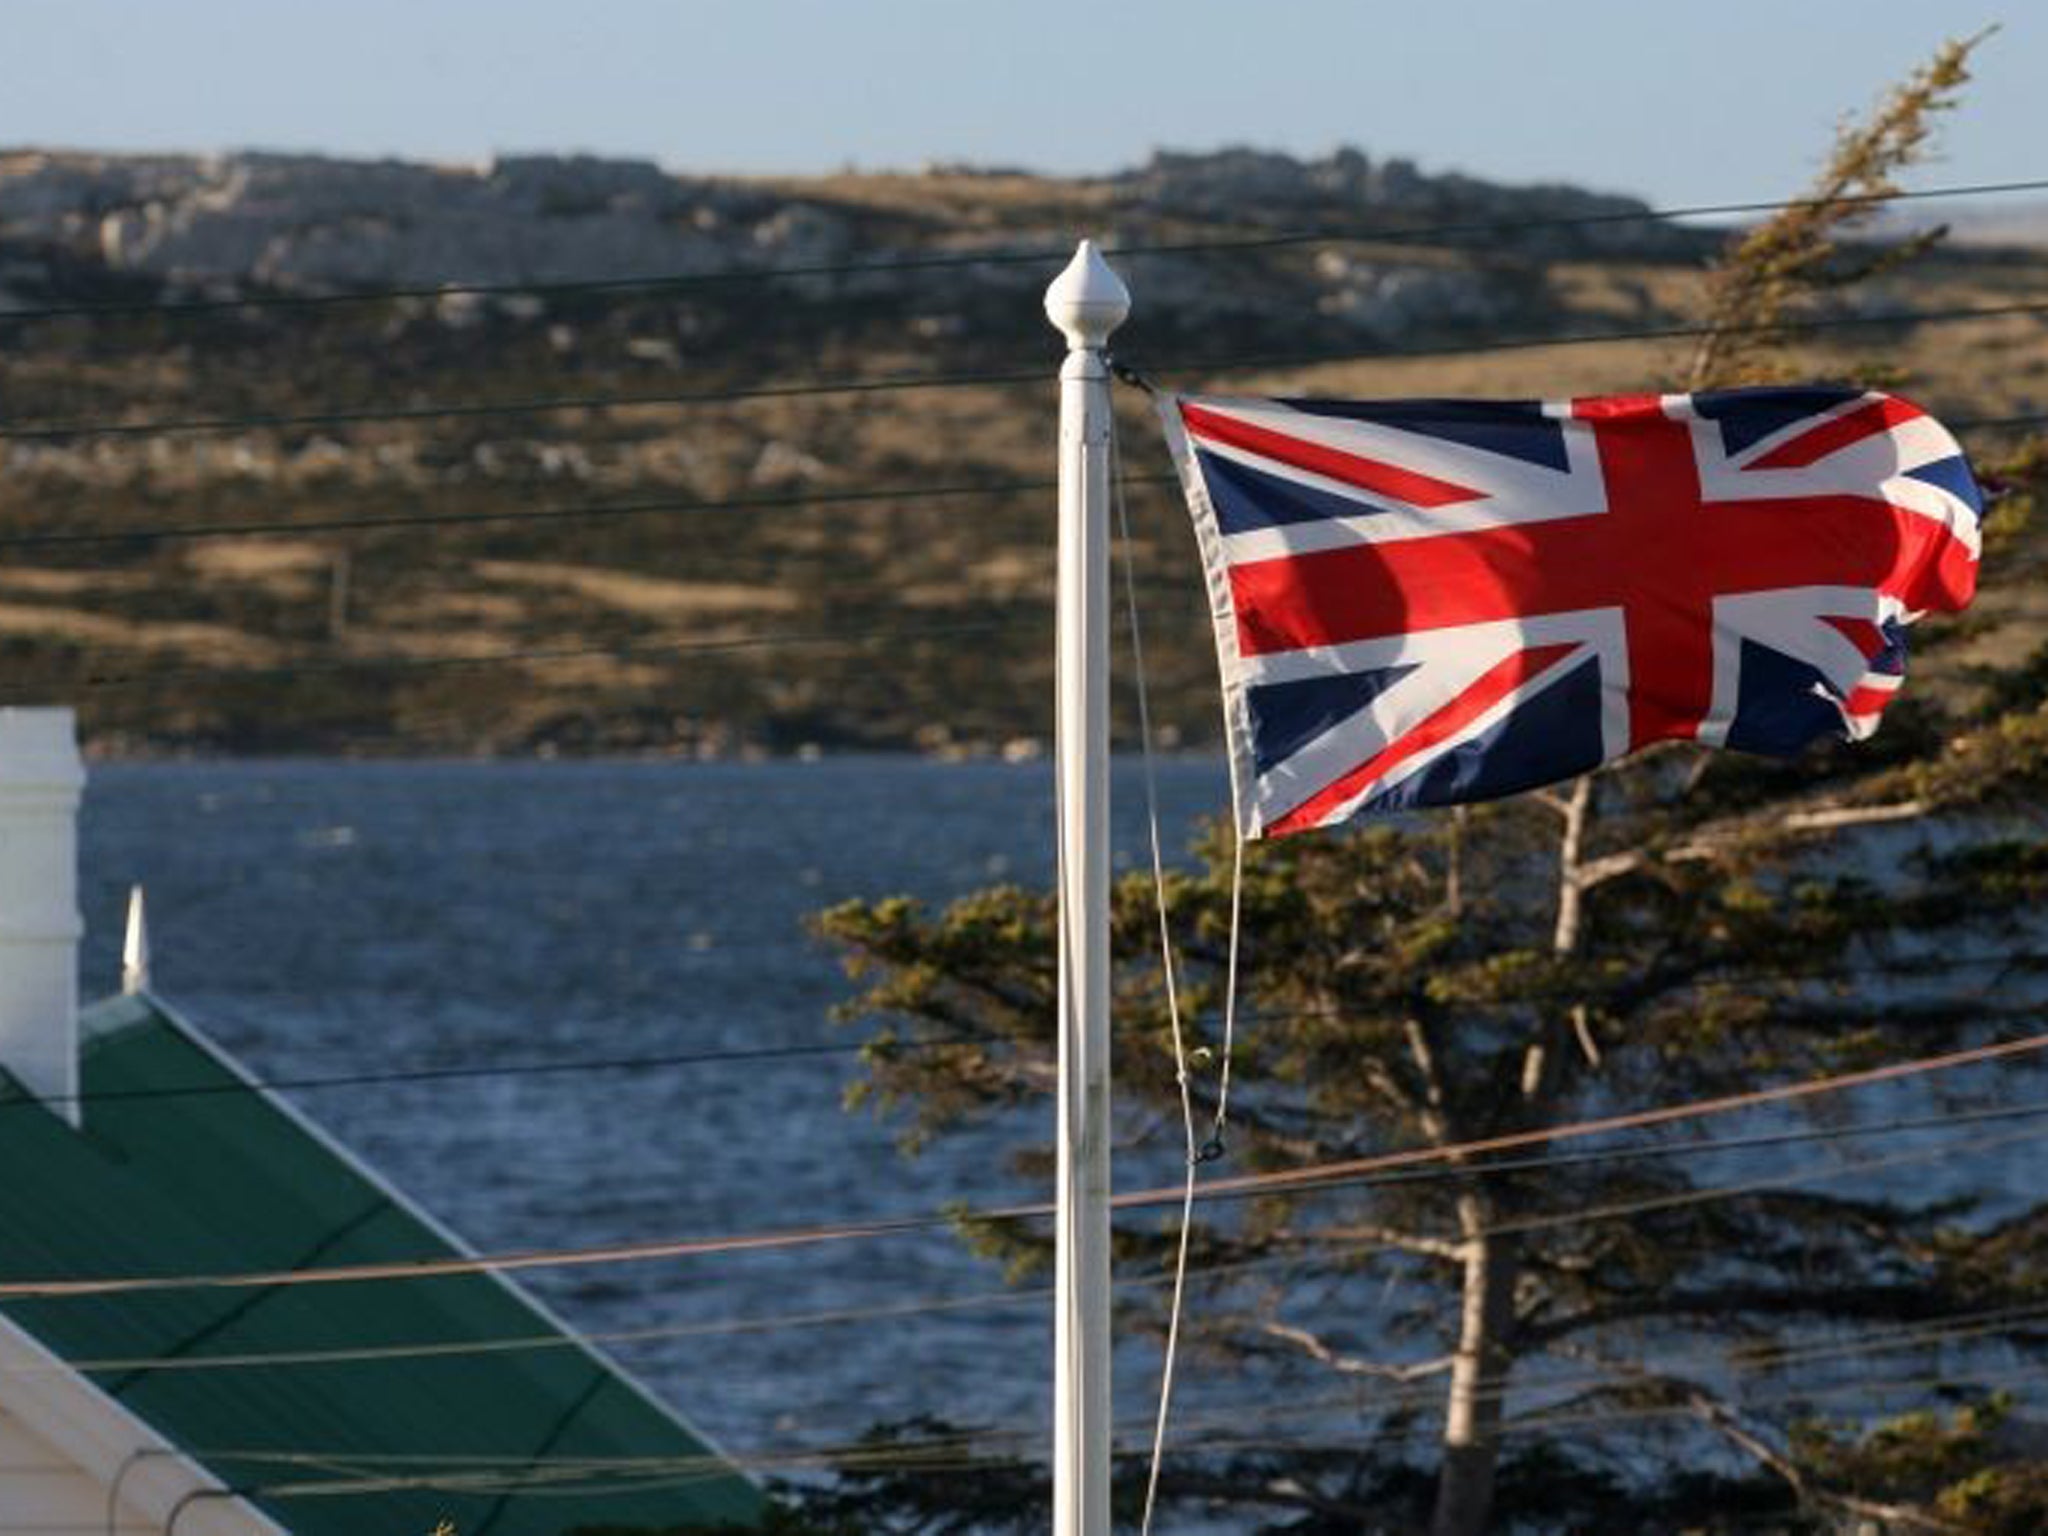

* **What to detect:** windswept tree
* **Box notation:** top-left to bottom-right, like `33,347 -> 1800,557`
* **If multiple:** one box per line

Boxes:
816,33 -> 2048,1535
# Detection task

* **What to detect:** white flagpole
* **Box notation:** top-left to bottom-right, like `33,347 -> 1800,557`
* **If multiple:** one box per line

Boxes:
1044,240 -> 1129,1536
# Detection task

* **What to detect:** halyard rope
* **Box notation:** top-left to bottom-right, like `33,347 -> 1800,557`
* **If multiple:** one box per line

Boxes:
1113,407 -> 1201,1536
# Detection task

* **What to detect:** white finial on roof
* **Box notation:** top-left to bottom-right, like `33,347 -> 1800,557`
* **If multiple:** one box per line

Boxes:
122,885 -> 150,996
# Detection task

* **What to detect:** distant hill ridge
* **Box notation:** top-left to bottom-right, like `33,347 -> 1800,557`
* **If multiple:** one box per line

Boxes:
0,144 -> 1698,298
1,145 -> 2036,758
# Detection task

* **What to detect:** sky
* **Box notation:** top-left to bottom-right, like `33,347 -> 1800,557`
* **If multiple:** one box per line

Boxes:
3,2 -> 2040,207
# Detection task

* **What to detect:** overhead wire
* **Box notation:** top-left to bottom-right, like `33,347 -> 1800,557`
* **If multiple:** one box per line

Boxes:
0,475 -> 1074,551
23,615 -> 1046,698
5,297 -> 2044,443
0,364 -> 1050,441
12,930 -> 2036,1112
0,403 -> 2032,556
116,1296 -> 2048,1486
1116,1360 -> 2048,1476
64,1286 -> 2043,1497
1,1027 -> 2043,1301
57,1282 -> 2048,1516
1164,1025 -> 2048,1211
3,1105 -> 2036,1389
1146,297 -> 2048,385
1,167 -> 2038,1506
1,394 -> 2036,699
3,173 -> 2044,325
205,1346 -> 2048,1489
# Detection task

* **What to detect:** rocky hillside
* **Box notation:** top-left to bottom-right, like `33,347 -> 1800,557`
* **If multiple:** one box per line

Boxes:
0,145 -> 1695,314
0,148 -> 2039,756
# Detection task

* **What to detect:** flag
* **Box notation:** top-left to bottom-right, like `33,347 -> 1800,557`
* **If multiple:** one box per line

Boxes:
1160,387 -> 1982,839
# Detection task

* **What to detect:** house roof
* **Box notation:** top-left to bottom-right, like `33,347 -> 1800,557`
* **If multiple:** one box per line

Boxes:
0,992 -> 767,1535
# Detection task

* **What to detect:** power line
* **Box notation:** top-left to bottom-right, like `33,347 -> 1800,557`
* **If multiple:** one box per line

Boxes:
95,1332 -> 1995,1497
0,476 -> 1072,551
1151,1025 -> 2048,1212
0,364 -> 1045,441
7,1023 -> 1007,1106
5,298 -> 2043,444
25,615 -> 1047,697
31,933 -> 2048,1107
4,174 -> 2044,325
1109,176 -> 2048,264
51,1222 -> 2048,1502
1146,297 -> 2048,387
1,1027 -> 2040,1301
1134,1360 -> 2048,1475
31,1249 -> 2048,1524
186,1346 -> 2048,1487
0,1101 -> 2033,1384
48,929 -> 2048,1127
0,399 -> 2033,555
561,1347 -> 2048,1491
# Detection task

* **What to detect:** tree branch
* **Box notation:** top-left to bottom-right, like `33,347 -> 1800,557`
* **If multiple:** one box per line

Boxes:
1668,800 -> 1930,862
1277,1222 -> 1468,1264
1257,1316 -> 1456,1383
1689,1390 -> 1964,1534
1522,1280 -> 1973,1347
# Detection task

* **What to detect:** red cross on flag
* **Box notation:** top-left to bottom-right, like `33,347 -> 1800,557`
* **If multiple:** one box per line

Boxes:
1161,387 -> 1983,838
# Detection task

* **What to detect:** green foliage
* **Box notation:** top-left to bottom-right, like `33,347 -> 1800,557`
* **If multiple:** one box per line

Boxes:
1687,29 -> 1990,389
811,31 -> 2048,1536
1790,1396 -> 2048,1534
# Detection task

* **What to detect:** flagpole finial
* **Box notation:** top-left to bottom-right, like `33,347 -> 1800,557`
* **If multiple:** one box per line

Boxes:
121,884 -> 150,996
1044,239 -> 1130,351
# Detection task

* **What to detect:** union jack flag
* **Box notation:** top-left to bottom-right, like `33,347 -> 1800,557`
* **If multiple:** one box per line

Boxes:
1160,387 -> 1982,839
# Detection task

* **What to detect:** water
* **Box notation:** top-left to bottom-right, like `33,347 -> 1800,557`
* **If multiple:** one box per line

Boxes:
78,757 -> 1232,1463
72,758 -> 2048,1498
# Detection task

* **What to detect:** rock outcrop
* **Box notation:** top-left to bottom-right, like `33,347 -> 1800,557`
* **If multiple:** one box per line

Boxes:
0,145 -> 1706,346
0,150 -> 851,291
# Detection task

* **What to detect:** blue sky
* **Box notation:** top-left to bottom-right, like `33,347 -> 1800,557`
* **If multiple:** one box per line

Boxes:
4,3 -> 2036,205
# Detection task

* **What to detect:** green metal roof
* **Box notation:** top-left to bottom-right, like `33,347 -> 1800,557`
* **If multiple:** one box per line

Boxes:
0,992 -> 767,1535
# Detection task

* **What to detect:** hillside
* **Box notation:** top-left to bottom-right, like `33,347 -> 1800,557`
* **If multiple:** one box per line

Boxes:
0,147 -> 2041,757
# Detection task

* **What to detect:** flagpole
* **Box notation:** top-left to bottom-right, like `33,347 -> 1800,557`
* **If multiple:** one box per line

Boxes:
1045,239 -> 1129,1536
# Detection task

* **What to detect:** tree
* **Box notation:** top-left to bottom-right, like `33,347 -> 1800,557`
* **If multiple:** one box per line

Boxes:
817,33 -> 2048,1535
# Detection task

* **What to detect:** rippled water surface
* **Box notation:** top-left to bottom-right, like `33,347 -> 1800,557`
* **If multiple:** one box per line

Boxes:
77,756 -> 2048,1491
80,757 -> 1231,1458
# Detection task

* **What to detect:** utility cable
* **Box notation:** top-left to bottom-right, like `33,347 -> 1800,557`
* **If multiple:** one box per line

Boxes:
1143,296 -> 2048,388
53,1259 -> 2048,1503
0,398 -> 2038,553
186,928 -> 2048,1009
21,1194 -> 2045,1383
170,1345 -> 2048,1486
1160,1025 -> 2048,1211
24,615 -> 1045,698
0,475 -> 1070,551
1,1027 -> 2042,1301
113,1289 -> 2048,1481
4,298 -> 2043,443
24,940 -> 2042,1114
0,365 -> 1044,441
3,1025 -> 1006,1109
3,173 -> 2044,324
13,1028 -> 2048,1180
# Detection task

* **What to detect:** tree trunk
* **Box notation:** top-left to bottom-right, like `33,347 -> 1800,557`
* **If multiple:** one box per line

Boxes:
1429,1205 -> 1518,1536
1429,778 -> 1577,1534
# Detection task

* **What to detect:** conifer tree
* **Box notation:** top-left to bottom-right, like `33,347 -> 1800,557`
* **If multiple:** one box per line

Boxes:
816,32 -> 2048,1534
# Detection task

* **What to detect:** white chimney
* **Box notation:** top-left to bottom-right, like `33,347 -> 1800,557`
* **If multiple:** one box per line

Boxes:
0,708 -> 84,1125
